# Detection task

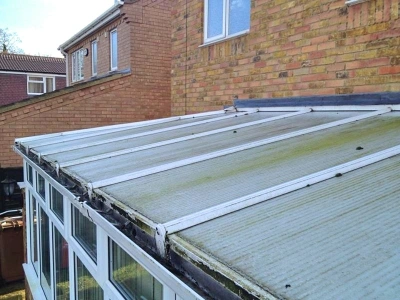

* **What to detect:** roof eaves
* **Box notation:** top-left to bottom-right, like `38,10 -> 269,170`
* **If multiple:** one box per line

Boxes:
58,1 -> 124,52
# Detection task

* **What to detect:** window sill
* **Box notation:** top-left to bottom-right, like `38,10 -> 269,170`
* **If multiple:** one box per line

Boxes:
199,30 -> 249,48
346,0 -> 369,5
23,263 -> 46,300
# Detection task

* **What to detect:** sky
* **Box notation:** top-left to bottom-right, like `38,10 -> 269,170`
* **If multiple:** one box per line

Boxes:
0,0 -> 115,57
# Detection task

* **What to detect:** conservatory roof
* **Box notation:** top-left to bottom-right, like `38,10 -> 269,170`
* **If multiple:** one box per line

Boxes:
14,95 -> 400,299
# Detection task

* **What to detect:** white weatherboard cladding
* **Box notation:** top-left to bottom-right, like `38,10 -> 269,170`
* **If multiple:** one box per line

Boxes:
100,113 -> 400,223
173,155 -> 400,300
65,111 -> 357,183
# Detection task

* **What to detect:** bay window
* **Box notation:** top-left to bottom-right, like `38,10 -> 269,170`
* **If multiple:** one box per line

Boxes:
204,0 -> 251,43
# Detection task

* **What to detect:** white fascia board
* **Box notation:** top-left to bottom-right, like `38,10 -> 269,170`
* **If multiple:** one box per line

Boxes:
35,111 -> 255,156
82,202 -> 204,300
60,109 -> 311,167
243,105 -> 400,112
0,70 -> 66,77
15,110 -> 226,144
58,2 -> 123,51
164,144 -> 400,234
90,108 -> 391,189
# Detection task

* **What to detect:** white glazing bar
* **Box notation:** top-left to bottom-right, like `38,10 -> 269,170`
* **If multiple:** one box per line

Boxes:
246,105 -> 400,112
37,111 -> 258,156
163,144 -> 400,234
60,109 -> 311,168
82,202 -> 204,300
15,109 -> 227,144
89,108 -> 391,190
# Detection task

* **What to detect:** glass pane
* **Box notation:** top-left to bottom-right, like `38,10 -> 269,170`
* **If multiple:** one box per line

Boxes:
79,50 -> 84,80
46,78 -> 54,92
28,76 -> 43,81
92,42 -> 97,75
27,164 -> 33,185
37,174 -> 46,200
111,31 -> 118,69
51,186 -> 64,222
207,0 -> 223,38
76,257 -> 103,300
110,240 -> 163,300
31,195 -> 38,273
228,0 -> 251,35
54,228 -> 69,300
28,82 -> 44,93
73,206 -> 97,261
40,207 -> 51,298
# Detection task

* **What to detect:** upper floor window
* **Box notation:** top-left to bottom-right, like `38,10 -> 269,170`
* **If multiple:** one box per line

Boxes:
27,76 -> 55,95
204,0 -> 251,43
72,48 -> 85,82
91,40 -> 98,76
110,29 -> 118,71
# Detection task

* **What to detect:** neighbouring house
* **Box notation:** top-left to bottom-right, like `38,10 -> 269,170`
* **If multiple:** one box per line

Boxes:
171,0 -> 400,115
0,0 -> 171,180
0,53 -> 66,106
15,93 -> 400,299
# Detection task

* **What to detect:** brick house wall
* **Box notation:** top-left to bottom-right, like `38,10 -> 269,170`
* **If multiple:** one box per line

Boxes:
0,73 -> 66,106
171,0 -> 400,115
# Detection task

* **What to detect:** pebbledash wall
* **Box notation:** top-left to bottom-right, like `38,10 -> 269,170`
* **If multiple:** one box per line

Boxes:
1,0 -> 171,170
171,0 -> 400,115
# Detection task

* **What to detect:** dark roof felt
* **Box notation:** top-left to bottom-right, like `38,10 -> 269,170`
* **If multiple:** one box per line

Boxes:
0,53 -> 65,74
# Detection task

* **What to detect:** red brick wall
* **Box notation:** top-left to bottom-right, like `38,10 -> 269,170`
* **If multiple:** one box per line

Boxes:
0,74 -> 27,106
171,0 -> 400,115
0,74 -> 66,106
0,74 -> 171,168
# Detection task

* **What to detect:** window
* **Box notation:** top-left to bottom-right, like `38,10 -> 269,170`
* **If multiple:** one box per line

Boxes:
76,256 -> 103,300
27,76 -> 55,95
54,228 -> 69,300
50,186 -> 64,223
110,240 -> 163,300
110,29 -> 118,71
91,40 -> 98,76
27,163 -> 33,185
30,194 -> 38,273
72,206 -> 97,261
72,48 -> 85,82
40,207 -> 51,299
204,0 -> 251,43
36,174 -> 46,200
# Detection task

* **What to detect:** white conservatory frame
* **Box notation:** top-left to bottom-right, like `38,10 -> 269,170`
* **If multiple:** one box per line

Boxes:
22,157 -> 203,300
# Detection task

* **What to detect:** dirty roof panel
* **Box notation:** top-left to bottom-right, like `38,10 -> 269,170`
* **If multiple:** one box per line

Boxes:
100,112 -> 400,223
173,154 -> 400,300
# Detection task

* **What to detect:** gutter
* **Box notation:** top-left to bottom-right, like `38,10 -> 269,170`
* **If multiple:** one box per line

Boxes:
58,0 -> 124,52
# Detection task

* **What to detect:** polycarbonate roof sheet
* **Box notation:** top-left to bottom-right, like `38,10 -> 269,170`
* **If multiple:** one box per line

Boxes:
44,112 -> 287,163
23,112 -> 227,149
64,112 -> 359,183
174,154 -> 400,300
100,112 -> 400,223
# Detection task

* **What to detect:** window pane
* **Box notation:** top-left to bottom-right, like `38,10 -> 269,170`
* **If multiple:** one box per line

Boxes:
37,174 -> 46,200
51,186 -> 64,222
46,78 -> 54,92
207,0 -> 223,38
31,195 -> 38,273
54,228 -> 69,300
110,240 -> 163,300
92,42 -> 97,75
73,206 -> 97,261
111,30 -> 118,69
28,76 -> 43,81
76,257 -> 103,300
228,0 -> 251,35
27,164 -> 33,185
28,82 -> 44,94
40,207 -> 51,298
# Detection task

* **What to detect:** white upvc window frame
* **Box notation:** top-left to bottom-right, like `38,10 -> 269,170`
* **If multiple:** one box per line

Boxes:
71,48 -> 85,83
22,157 -> 203,300
203,0 -> 251,44
27,75 -> 55,95
110,29 -> 118,71
91,40 -> 98,77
